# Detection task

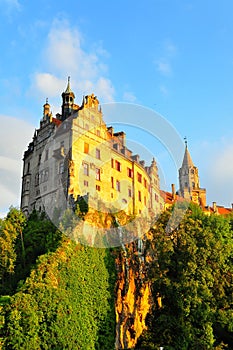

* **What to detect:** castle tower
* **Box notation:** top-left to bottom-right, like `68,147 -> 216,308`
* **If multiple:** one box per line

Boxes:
179,140 -> 206,206
43,98 -> 51,118
61,77 -> 75,121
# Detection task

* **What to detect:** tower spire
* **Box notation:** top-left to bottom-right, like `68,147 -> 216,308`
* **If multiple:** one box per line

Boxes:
61,77 -> 75,121
182,142 -> 194,168
65,76 -> 72,93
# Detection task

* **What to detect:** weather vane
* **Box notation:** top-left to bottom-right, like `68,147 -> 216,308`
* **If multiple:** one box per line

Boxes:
184,136 -> 187,146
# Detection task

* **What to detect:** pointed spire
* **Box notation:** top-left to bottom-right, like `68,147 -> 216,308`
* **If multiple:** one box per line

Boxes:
65,76 -> 72,93
182,141 -> 194,168
43,97 -> 50,106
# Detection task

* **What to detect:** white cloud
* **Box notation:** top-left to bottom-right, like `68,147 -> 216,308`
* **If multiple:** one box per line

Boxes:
34,73 -> 65,98
156,60 -> 172,76
155,39 -> 177,77
213,144 -> 233,180
164,40 -> 178,56
0,115 -> 34,215
31,19 -> 115,104
195,138 -> 233,207
95,77 -> 115,102
123,91 -> 137,103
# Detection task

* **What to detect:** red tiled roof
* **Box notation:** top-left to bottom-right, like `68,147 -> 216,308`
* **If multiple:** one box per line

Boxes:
203,205 -> 232,216
52,118 -> 62,127
160,190 -> 185,205
217,206 -> 232,215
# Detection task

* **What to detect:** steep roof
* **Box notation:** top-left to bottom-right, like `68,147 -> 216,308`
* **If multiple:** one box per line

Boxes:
182,145 -> 194,168
64,76 -> 72,93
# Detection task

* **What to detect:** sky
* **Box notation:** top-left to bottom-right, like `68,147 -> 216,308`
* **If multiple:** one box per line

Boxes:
0,0 -> 233,217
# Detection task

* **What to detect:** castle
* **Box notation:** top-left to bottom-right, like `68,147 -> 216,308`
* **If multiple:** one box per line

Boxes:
21,78 -> 209,219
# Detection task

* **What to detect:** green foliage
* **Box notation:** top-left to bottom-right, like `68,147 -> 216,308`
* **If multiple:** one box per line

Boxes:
2,239 -> 115,349
0,210 -> 62,295
0,208 -> 26,293
138,204 -> 233,349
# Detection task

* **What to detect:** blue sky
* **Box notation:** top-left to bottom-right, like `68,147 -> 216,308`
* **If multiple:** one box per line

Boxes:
0,0 -> 233,217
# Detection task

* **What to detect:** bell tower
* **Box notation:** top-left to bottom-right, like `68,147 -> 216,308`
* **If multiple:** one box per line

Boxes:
179,139 -> 206,206
61,77 -> 75,121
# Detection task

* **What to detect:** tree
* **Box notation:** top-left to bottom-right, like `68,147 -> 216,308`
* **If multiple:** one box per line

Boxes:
138,204 -> 233,349
0,208 -> 26,294
3,239 -> 116,349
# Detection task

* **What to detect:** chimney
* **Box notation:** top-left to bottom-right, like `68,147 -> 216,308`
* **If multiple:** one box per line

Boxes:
171,184 -> 176,200
213,202 -> 217,212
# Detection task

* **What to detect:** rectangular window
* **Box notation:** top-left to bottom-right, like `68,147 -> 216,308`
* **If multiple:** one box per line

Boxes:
96,130 -> 100,137
27,162 -> 30,173
127,167 -> 133,178
84,180 -> 88,187
38,154 -> 42,165
138,190 -> 141,202
45,150 -> 49,161
111,176 -> 114,189
144,178 -> 147,188
96,184 -> 101,191
35,173 -> 39,186
144,196 -> 147,205
96,167 -> 101,181
44,169 -> 49,181
111,158 -> 114,168
59,162 -> 64,174
115,160 -> 121,171
96,148 -> 101,159
116,180 -> 120,192
137,172 -> 142,183
84,142 -> 89,154
83,163 -> 89,176
128,188 -> 132,197
26,180 -> 30,191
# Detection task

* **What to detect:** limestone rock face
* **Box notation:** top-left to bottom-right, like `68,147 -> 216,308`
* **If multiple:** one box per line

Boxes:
115,240 -> 151,349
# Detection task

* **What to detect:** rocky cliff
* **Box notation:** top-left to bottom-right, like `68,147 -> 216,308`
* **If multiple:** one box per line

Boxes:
114,237 -> 152,349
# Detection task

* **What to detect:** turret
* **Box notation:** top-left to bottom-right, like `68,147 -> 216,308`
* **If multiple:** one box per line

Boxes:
61,77 -> 75,121
43,98 -> 51,118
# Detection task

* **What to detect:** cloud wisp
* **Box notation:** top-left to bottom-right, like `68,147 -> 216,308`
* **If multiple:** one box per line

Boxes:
155,39 -> 178,79
196,138 -> 233,207
31,19 -> 115,104
0,116 -> 34,217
